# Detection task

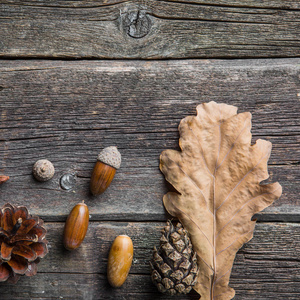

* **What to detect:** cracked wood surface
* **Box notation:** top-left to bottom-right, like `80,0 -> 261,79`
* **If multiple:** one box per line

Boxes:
0,222 -> 299,299
0,0 -> 300,58
0,59 -> 299,223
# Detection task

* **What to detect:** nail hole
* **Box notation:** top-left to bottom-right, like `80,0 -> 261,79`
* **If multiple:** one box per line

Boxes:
60,174 -> 76,190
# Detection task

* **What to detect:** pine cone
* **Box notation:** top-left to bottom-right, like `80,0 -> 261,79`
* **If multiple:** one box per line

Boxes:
0,203 -> 48,283
150,220 -> 198,295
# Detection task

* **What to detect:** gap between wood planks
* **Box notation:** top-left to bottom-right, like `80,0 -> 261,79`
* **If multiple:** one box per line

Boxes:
40,215 -> 300,223
2,0 -> 300,11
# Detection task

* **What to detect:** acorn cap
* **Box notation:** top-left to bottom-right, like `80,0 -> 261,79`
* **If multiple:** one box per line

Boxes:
97,146 -> 121,169
33,159 -> 55,182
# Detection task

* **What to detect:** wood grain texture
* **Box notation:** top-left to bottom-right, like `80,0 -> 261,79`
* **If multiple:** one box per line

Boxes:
1,0 -> 299,297
0,222 -> 299,299
0,59 -> 299,221
0,0 -> 300,58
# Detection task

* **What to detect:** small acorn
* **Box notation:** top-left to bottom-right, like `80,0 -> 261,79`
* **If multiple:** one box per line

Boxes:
63,201 -> 89,250
33,159 -> 55,182
90,146 -> 121,196
107,235 -> 133,288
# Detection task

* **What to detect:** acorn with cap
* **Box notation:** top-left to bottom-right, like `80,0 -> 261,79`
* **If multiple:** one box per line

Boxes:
90,146 -> 121,196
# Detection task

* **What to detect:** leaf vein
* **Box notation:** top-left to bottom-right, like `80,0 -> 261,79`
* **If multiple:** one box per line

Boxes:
216,186 -> 281,238
216,116 -> 251,170
167,193 -> 214,250
197,253 -> 214,273
212,116 -> 222,300
215,267 -> 233,286
185,119 -> 214,177
216,229 -> 254,257
216,151 -> 270,211
168,157 -> 213,216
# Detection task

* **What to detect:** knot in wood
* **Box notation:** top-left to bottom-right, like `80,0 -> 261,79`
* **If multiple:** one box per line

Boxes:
123,10 -> 151,38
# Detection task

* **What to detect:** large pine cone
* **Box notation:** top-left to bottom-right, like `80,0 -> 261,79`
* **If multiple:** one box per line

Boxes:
150,220 -> 198,295
0,203 -> 48,283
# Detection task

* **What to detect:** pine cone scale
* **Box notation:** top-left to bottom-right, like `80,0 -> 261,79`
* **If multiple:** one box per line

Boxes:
13,207 -> 29,221
7,255 -> 28,274
0,203 -> 48,283
1,208 -> 14,231
170,270 -> 184,281
161,262 -> 172,275
175,283 -> 186,293
1,242 -> 13,261
151,220 -> 199,295
17,218 -> 38,236
31,243 -> 47,258
0,263 -> 10,281
11,233 -> 38,243
28,226 -> 47,240
0,229 -> 8,239
179,259 -> 191,270
25,261 -> 38,276
13,245 -> 37,262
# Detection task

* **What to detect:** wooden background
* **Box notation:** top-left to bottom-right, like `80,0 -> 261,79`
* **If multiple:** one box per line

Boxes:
0,1 -> 299,299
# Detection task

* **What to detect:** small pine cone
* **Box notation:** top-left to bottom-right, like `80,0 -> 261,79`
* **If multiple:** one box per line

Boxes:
150,220 -> 198,295
0,203 -> 48,283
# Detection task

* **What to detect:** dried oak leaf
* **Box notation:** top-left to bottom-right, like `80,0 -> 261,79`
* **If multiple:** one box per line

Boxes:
160,101 -> 282,300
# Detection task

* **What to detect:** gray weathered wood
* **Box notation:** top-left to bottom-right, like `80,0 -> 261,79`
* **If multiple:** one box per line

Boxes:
0,59 -> 299,221
1,272 -> 299,299
0,222 -> 299,299
1,0 -> 299,297
39,222 -> 300,274
0,0 -> 300,59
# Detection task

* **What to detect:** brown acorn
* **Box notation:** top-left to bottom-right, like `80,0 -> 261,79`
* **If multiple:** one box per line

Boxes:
107,235 -> 133,288
90,146 -> 121,196
63,201 -> 89,250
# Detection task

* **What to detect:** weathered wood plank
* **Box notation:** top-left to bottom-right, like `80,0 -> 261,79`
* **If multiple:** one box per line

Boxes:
0,59 -> 299,221
0,273 -> 299,299
0,164 -> 298,222
165,0 -> 300,8
0,0 -> 300,58
40,222 -> 300,274
0,222 -> 299,299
